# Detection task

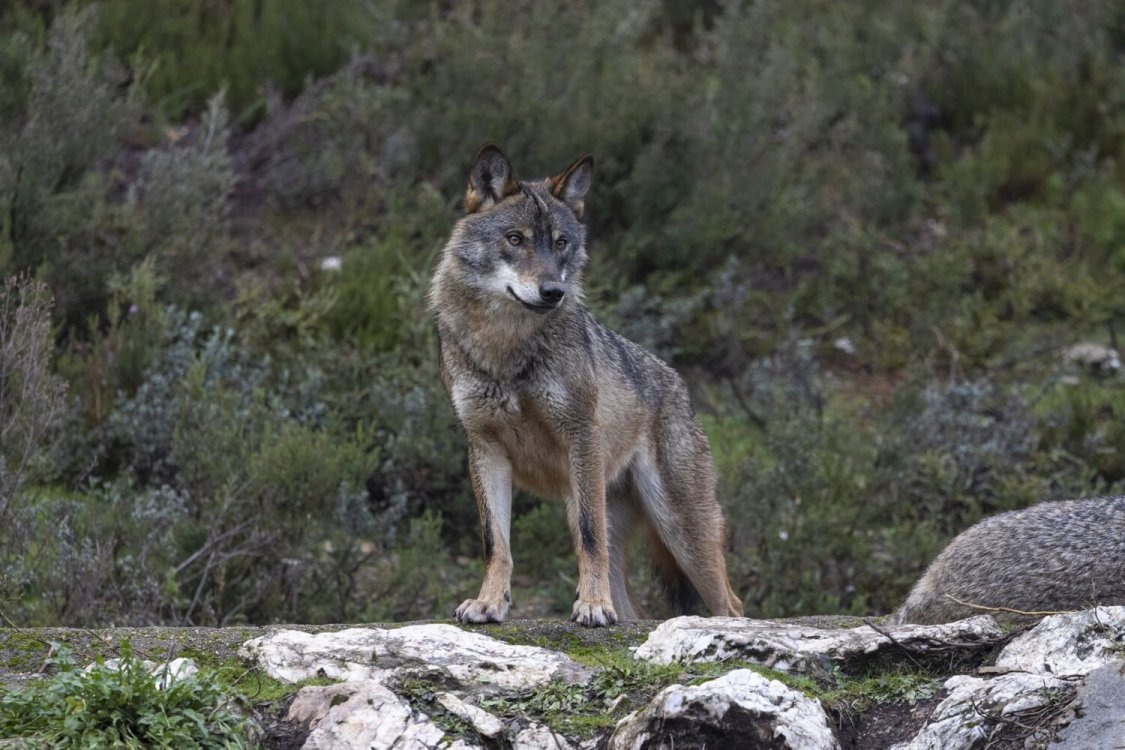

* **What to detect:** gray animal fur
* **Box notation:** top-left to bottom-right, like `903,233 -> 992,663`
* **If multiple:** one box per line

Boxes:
429,144 -> 742,626
893,496 -> 1125,624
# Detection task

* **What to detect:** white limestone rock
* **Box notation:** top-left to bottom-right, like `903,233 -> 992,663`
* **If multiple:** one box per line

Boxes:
995,606 -> 1125,676
86,656 -> 199,690
607,668 -> 838,750
512,723 -> 579,750
240,624 -> 591,690
289,681 -> 480,750
435,692 -> 504,738
889,672 -> 1073,750
633,615 -> 1003,671
1063,342 -> 1121,375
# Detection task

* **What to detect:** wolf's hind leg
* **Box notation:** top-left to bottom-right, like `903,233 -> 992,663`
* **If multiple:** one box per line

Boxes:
633,441 -> 743,617
606,483 -> 644,620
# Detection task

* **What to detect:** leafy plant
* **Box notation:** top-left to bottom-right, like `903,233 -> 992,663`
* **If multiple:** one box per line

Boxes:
0,642 -> 251,749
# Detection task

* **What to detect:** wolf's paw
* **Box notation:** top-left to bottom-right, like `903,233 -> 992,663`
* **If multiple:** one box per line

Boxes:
454,597 -> 509,624
571,599 -> 618,627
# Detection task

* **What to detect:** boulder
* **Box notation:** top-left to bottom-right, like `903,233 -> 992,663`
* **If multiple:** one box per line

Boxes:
633,615 -> 1003,673
608,668 -> 838,750
240,623 -> 591,691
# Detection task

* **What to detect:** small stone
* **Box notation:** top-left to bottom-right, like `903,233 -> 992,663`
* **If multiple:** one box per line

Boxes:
152,657 -> 198,689
84,656 -> 199,690
435,692 -> 504,738
512,722 -> 578,750
1063,343 -> 1121,376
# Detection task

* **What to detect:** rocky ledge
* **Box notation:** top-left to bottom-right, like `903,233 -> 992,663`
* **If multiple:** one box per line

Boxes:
2,609 -> 1124,749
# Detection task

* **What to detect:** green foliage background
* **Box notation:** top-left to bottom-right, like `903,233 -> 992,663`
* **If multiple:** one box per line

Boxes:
0,0 -> 1123,626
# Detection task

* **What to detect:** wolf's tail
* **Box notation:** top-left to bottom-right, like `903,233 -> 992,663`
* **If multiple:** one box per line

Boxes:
648,530 -> 704,615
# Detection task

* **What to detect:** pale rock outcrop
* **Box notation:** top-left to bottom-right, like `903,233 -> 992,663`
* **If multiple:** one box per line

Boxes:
633,615 -> 1003,672
889,672 -> 1074,750
608,668 -> 838,750
227,609 -> 1125,748
240,624 -> 591,690
994,606 -> 1125,676
887,609 -> 1125,750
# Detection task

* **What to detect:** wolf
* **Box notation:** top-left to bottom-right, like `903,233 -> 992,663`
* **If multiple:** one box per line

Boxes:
892,496 -> 1125,624
429,144 -> 743,627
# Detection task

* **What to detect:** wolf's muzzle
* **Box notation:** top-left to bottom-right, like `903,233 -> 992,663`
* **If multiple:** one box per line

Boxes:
507,285 -> 561,314
539,281 -> 566,305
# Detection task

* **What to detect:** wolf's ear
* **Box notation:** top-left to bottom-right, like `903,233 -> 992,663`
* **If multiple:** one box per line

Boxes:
549,154 -> 594,219
465,143 -> 519,214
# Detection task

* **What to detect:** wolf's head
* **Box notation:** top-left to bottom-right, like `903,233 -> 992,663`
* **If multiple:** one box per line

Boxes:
441,144 -> 593,315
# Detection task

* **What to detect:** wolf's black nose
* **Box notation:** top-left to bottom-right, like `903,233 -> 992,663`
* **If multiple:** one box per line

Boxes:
539,281 -> 566,304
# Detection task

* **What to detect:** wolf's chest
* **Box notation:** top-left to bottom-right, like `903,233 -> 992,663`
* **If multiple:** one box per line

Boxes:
450,378 -> 573,496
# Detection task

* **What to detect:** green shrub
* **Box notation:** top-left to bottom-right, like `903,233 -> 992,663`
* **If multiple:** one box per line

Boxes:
123,93 -> 236,309
0,482 -> 187,626
0,7 -> 142,328
93,0 -> 369,120
0,642 -> 250,748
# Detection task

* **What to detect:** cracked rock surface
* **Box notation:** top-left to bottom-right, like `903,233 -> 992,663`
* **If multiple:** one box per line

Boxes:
888,672 -> 1075,750
608,668 -> 839,750
995,606 -> 1125,676
632,615 -> 1004,672
240,623 -> 592,691
289,680 -> 479,750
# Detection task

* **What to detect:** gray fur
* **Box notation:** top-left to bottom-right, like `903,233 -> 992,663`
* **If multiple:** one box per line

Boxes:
430,145 -> 742,626
893,496 -> 1125,624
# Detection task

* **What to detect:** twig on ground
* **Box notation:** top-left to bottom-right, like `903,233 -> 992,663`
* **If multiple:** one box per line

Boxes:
942,594 -> 1073,619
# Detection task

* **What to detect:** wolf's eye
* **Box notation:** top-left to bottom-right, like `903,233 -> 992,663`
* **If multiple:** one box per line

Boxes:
505,233 -> 523,246
555,237 -> 568,250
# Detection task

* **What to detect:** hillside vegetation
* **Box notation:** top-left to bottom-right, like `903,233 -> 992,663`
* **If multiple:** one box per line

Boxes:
1,0 -> 1123,627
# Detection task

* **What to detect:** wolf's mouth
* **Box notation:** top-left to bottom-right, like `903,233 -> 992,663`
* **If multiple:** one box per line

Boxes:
507,286 -> 557,314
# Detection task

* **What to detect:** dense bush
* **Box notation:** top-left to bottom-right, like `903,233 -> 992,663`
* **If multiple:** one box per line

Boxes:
0,1 -> 1122,625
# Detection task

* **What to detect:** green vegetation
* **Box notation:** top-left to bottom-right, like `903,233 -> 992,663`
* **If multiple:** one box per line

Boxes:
1,0 -> 1124,630
0,642 -> 251,748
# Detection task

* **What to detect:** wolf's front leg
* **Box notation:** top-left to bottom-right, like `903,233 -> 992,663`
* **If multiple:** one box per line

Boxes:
456,438 -> 514,624
567,428 -> 617,627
